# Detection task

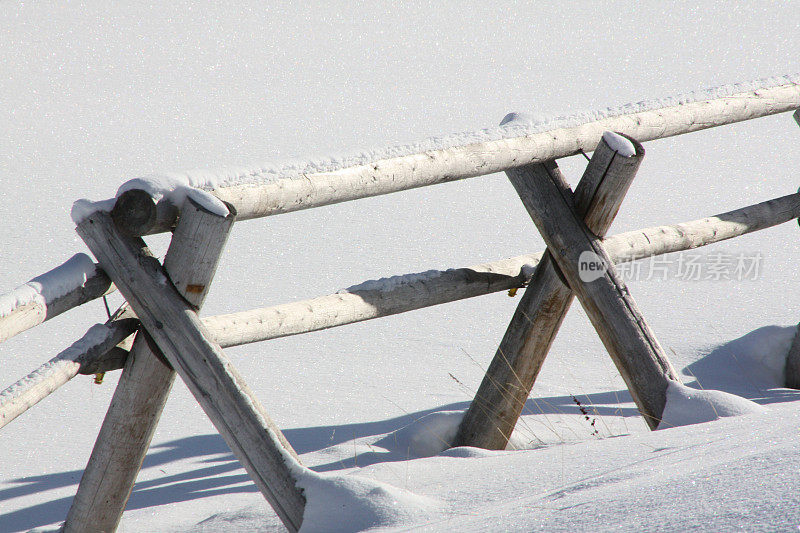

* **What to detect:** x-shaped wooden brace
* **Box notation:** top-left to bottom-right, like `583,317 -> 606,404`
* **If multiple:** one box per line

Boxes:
454,133 -> 682,450
65,196 -> 305,532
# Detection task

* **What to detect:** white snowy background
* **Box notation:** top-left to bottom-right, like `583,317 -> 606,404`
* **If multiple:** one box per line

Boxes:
2,2 -> 800,531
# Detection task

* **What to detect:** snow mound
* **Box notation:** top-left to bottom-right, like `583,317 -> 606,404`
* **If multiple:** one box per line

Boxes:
297,472 -> 440,533
659,381 -> 766,429
376,410 -> 464,458
685,326 -> 795,391
375,410 -> 528,458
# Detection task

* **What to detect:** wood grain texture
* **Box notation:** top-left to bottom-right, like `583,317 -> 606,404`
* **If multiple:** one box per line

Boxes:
453,133 -> 644,449
71,206 -> 306,532
5,190 -> 794,430
505,161 -> 681,430
199,191 -> 800,350
65,198 -> 280,533
114,83 -> 800,236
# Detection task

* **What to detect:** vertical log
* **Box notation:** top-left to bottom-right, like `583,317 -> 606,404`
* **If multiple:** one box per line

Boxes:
453,133 -> 644,449
786,109 -> 800,387
503,161 -> 681,430
785,324 -> 800,389
65,196 -> 235,532
72,206 -> 305,532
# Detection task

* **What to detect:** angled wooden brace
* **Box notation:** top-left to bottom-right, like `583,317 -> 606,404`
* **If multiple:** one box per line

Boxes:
501,158 -> 681,431
454,132 -> 650,449
66,195 -> 305,532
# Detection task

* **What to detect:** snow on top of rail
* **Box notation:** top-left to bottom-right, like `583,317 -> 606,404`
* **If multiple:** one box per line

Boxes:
0,254 -> 96,318
74,73 -> 800,223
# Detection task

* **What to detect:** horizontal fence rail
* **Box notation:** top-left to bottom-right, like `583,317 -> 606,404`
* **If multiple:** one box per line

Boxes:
3,189 -> 798,429
0,255 -> 113,344
83,79 -> 800,236
2,77 -> 799,532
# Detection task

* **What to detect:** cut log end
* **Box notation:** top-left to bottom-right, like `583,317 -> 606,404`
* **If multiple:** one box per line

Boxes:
111,189 -> 158,236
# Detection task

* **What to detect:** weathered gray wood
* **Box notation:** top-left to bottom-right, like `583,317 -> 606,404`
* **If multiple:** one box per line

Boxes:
0,317 -> 137,429
199,190 -> 800,349
6,189 -> 795,423
72,208 -> 305,532
453,132 -> 644,449
786,109 -> 800,388
111,188 -> 159,236
504,161 -> 681,429
786,324 -> 800,389
105,82 -> 800,236
64,197 -> 239,533
0,254 -> 113,344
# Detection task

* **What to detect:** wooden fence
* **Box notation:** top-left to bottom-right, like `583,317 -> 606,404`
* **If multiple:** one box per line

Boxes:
2,80 -> 800,532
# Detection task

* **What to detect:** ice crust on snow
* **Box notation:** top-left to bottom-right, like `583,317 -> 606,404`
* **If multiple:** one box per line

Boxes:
71,73 -> 800,226
0,254 -> 96,318
659,381 -> 766,429
602,131 -> 636,156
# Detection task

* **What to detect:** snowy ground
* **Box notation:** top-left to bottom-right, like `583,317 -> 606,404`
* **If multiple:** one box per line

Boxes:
2,2 -> 800,532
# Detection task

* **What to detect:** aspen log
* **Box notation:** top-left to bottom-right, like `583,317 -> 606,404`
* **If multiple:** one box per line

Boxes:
111,81 -> 800,236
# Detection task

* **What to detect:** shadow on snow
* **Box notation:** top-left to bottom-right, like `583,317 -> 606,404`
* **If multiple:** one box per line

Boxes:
3,326 -> 798,531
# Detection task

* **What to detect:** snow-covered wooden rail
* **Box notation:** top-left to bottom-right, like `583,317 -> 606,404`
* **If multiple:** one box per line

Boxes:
2,78 -> 800,532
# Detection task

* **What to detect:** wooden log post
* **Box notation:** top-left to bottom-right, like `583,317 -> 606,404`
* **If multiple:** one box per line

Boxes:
786,325 -> 800,389
64,195 -> 239,532
71,204 -> 306,531
453,132 -> 644,449
502,160 -> 681,430
785,109 -> 800,388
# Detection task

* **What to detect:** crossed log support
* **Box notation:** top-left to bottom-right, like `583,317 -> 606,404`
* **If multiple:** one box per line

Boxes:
65,197 -> 306,532
59,127 -> 793,530
454,132 -> 681,450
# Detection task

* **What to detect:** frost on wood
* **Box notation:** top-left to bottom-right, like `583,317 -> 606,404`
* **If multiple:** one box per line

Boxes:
0,254 -> 97,318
